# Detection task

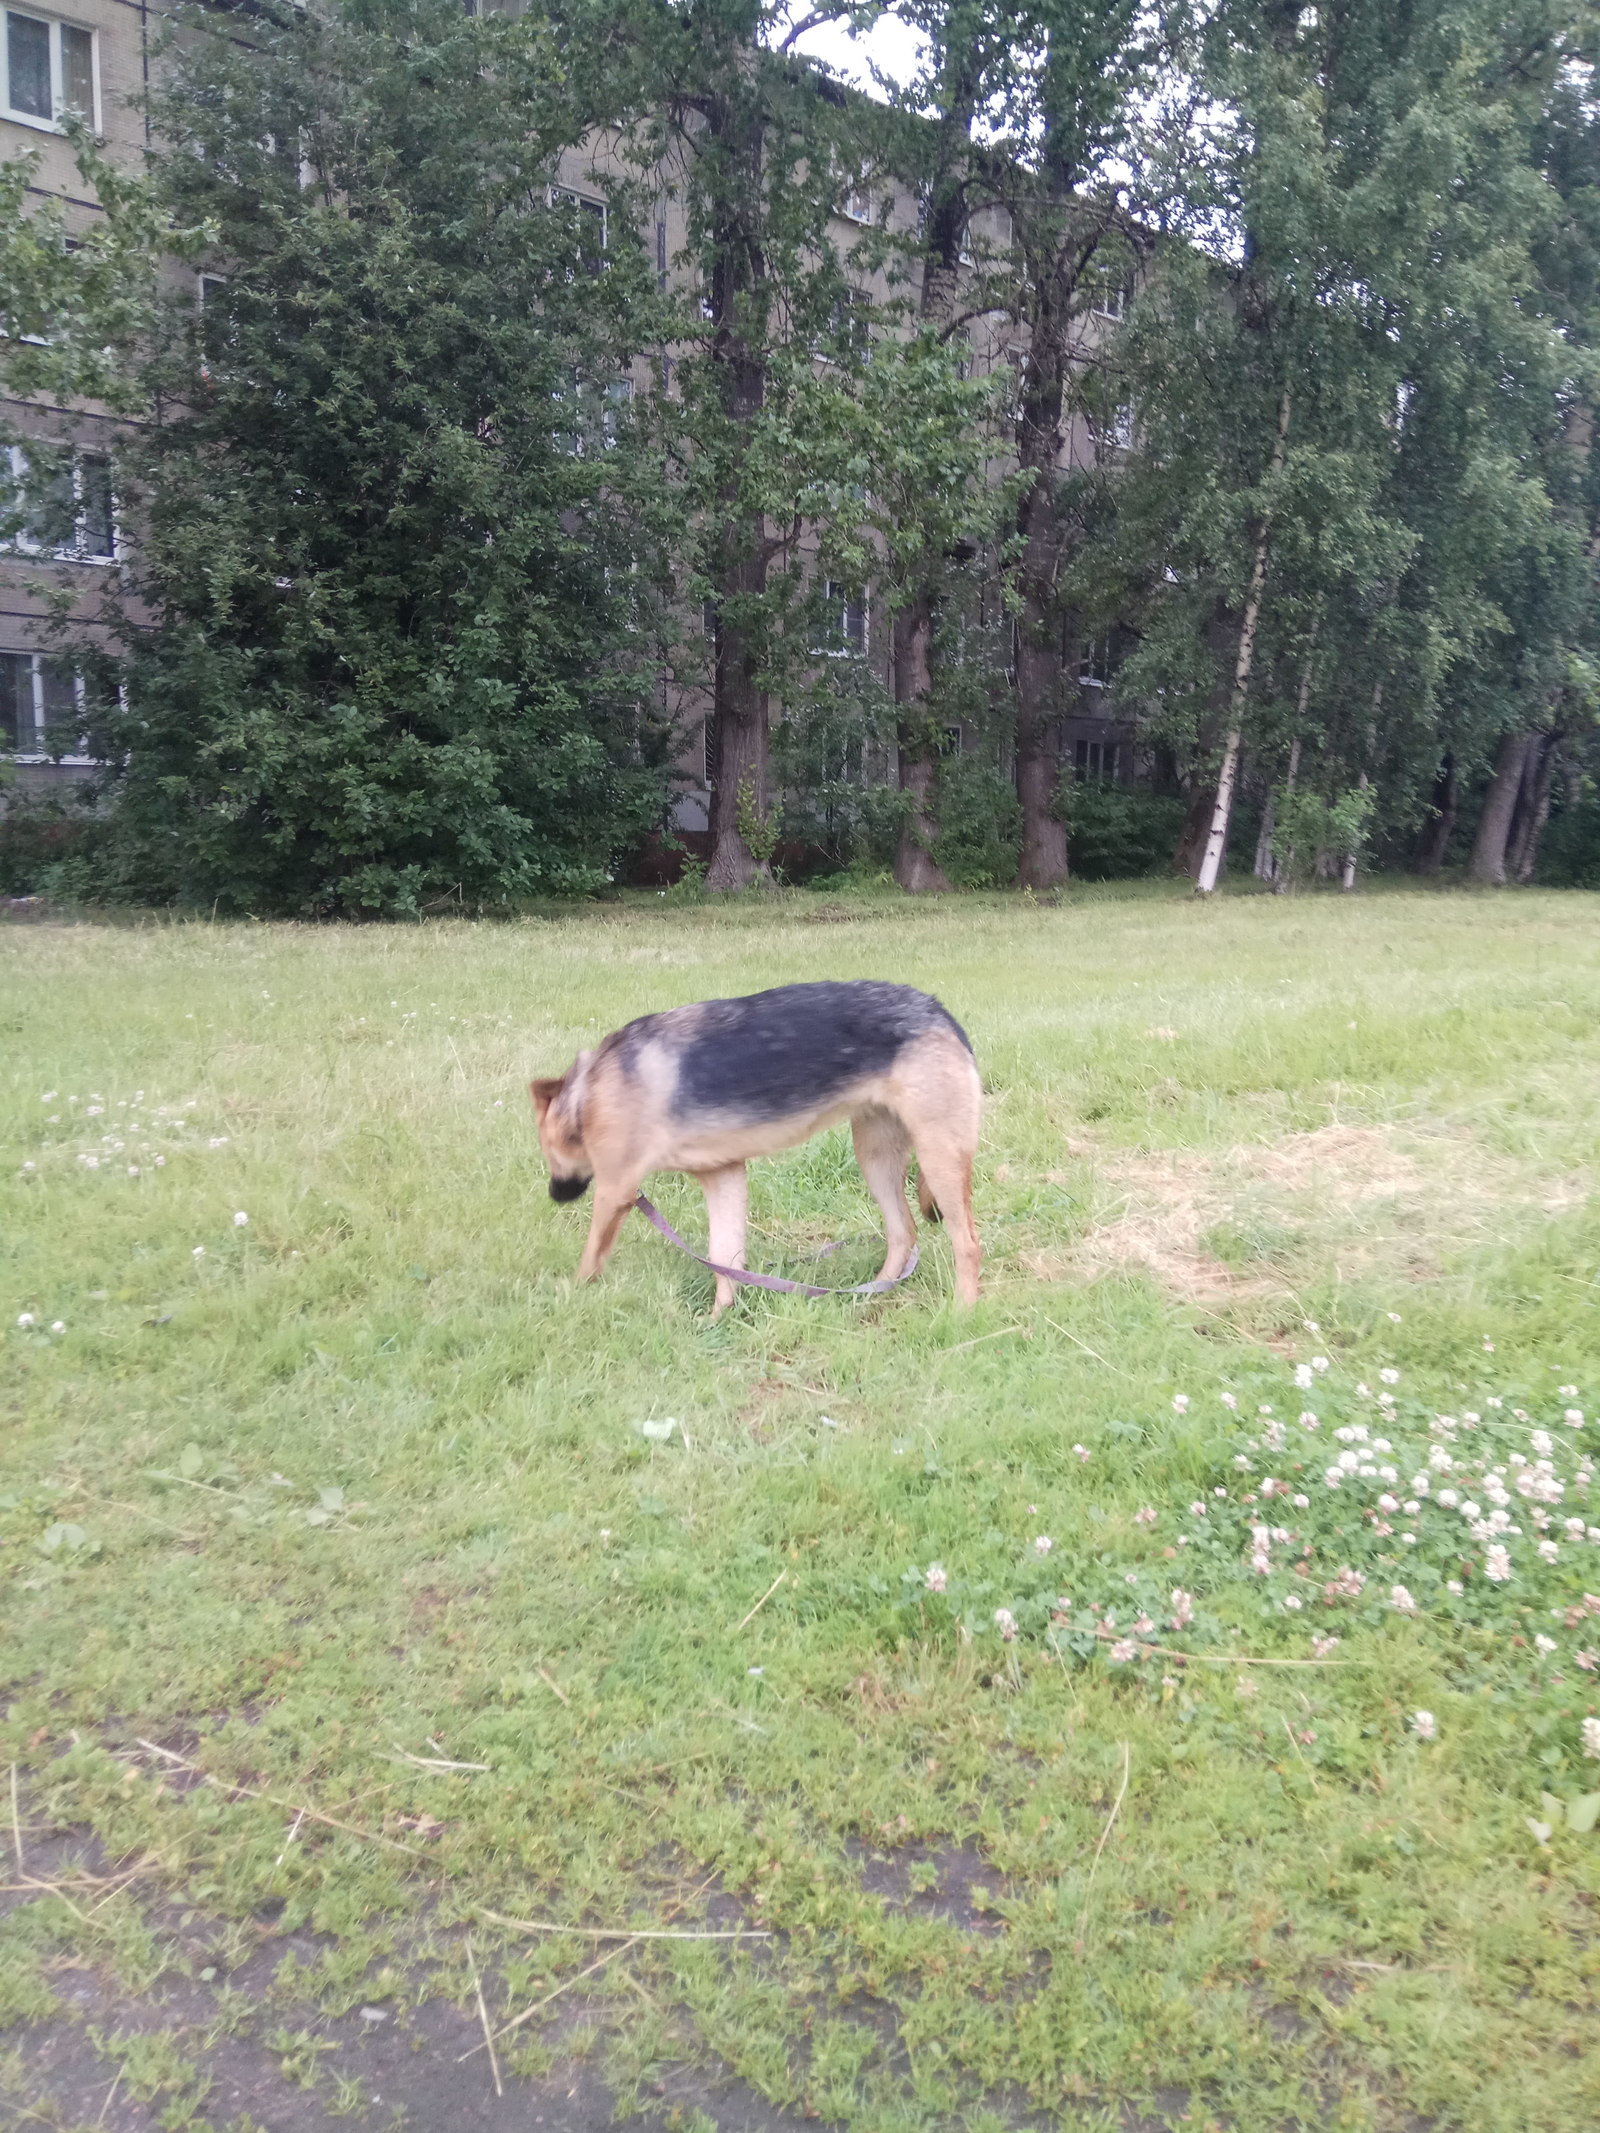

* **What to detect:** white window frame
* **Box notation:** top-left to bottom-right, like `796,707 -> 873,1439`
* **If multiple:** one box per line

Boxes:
1079,637 -> 1113,688
4,442 -> 118,563
2,8 -> 99,135
813,581 -> 868,658
549,185 -> 607,258
841,181 -> 872,225
1,648 -> 96,763
1073,734 -> 1120,782
1091,281 -> 1129,323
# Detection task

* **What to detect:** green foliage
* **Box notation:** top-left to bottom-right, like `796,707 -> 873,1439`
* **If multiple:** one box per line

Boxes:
1271,781 -> 1378,890
1059,778 -> 1186,879
70,0 -> 673,916
929,751 -> 1021,886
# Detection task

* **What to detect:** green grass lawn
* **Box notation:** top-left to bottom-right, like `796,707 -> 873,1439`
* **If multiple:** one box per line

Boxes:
4,881 -> 1600,2133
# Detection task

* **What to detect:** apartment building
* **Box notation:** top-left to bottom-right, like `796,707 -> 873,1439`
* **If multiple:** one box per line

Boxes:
1,0 -> 157,789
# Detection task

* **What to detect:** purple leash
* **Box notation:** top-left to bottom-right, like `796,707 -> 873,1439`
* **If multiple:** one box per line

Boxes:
633,1192 -> 919,1298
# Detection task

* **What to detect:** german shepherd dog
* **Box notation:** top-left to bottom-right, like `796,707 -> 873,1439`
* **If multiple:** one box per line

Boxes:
530,980 -> 981,1313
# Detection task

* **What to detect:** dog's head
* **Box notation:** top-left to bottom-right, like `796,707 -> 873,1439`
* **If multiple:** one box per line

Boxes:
530,1058 -> 593,1201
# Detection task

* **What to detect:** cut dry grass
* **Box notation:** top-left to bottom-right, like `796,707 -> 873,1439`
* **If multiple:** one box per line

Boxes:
2,879 -> 1600,2133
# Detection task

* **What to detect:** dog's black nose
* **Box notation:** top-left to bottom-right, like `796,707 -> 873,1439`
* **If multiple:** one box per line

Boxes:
548,1174 -> 592,1203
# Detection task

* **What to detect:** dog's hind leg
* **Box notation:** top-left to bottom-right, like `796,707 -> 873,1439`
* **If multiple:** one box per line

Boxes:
900,1045 -> 982,1306
916,1168 -> 941,1222
694,1163 -> 749,1317
852,1108 -> 917,1285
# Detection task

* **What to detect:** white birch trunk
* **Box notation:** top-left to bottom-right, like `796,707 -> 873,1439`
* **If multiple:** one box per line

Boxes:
1195,393 -> 1290,899
1340,679 -> 1382,892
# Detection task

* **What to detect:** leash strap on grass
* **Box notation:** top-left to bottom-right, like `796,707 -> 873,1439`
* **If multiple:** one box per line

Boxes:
633,1193 -> 918,1298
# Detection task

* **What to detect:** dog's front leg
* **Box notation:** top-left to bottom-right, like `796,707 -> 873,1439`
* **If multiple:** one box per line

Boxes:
695,1164 -> 749,1317
576,1179 -> 640,1284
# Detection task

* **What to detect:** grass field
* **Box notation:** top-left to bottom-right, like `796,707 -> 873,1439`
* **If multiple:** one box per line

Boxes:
4,880 -> 1600,2133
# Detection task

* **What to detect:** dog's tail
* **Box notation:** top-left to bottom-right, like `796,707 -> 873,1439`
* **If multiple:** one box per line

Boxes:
916,1167 -> 942,1223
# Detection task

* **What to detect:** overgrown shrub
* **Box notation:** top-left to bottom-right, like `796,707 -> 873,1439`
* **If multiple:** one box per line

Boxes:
1060,779 -> 1186,879
931,753 -> 1021,887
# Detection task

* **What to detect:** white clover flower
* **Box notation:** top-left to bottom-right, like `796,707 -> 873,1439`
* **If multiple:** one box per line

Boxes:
1379,1494 -> 1399,1513
1411,1710 -> 1437,1741
1387,1312 -> 1402,1324
925,1563 -> 947,1593
1170,1588 -> 1194,1629
1539,1539 -> 1560,1563
1293,1493 -> 1310,1509
16,1313 -> 34,1328
233,1211 -> 249,1228
1220,1392 -> 1238,1410
1033,1535 -> 1053,1555
1108,1637 -> 1137,1662
1072,1444 -> 1090,1462
1299,1411 -> 1319,1429
193,1246 -> 205,1258
1311,1356 -> 1329,1373
994,1607 -> 1017,1641
1583,1717 -> 1600,1761
1484,1545 -> 1512,1583
1134,1507 -> 1157,1526
1390,1585 -> 1418,1615
1294,1364 -> 1314,1391
1446,1579 -> 1464,1595
1283,1593 -> 1303,1611
1172,1394 -> 1189,1414
1566,1409 -> 1585,1427
1535,1634 -> 1558,1655
49,1320 -> 64,1334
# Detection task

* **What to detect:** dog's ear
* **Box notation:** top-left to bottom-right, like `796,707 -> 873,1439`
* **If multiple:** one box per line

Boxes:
529,1076 -> 565,1124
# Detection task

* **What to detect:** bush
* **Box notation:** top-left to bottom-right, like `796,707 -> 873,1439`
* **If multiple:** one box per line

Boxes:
1536,769 -> 1600,887
1060,779 -> 1185,879
0,787 -> 91,897
931,754 -> 1021,887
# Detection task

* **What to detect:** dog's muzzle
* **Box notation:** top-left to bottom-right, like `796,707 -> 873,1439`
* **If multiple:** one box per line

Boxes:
548,1173 -> 592,1203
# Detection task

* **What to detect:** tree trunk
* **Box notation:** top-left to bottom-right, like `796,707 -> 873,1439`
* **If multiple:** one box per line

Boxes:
1340,679 -> 1381,892
1173,778 -> 1216,877
1466,729 -> 1536,885
704,576 -> 770,890
1269,734 -> 1301,893
1195,392 -> 1291,898
1417,752 -> 1456,874
1512,734 -> 1560,883
1253,789 -> 1277,881
892,599 -> 953,892
1016,635 -> 1068,887
702,93 -> 771,893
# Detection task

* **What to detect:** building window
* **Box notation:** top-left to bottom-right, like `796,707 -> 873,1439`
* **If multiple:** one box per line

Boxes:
3,9 -> 96,131
1092,403 -> 1135,451
1,648 -> 93,759
550,186 -> 607,272
823,285 -> 871,359
1090,279 -> 1129,322
1073,735 -> 1119,782
814,582 -> 867,656
1079,638 -> 1113,688
841,180 -> 872,224
4,445 -> 116,562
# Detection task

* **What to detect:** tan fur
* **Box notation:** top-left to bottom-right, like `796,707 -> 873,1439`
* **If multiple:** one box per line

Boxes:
530,1028 -> 981,1314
